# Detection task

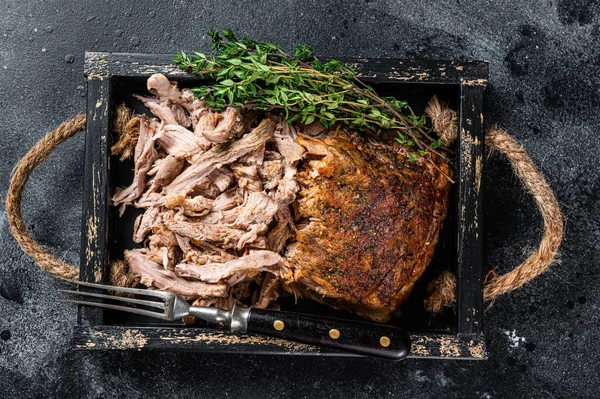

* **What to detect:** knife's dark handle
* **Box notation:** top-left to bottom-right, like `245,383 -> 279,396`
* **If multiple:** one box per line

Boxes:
245,308 -> 410,360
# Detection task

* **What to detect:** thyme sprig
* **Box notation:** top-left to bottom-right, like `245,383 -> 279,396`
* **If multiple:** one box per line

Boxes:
174,29 -> 449,165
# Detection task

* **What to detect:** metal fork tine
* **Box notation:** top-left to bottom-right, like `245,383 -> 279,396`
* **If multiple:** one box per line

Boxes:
59,290 -> 165,310
59,278 -> 172,299
58,299 -> 171,320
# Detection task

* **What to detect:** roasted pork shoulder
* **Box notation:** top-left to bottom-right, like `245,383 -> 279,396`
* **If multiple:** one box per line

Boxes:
288,134 -> 450,322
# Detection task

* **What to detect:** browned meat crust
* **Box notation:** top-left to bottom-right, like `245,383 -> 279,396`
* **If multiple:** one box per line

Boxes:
287,133 -> 450,322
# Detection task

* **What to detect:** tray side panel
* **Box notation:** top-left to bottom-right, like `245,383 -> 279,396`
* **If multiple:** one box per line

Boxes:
72,326 -> 486,360
456,83 -> 485,335
84,52 -> 488,84
79,76 -> 112,325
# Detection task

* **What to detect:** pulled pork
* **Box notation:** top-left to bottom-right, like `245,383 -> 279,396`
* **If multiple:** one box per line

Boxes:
113,74 -> 302,310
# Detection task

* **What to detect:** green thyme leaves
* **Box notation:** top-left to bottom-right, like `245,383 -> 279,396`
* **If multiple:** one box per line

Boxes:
174,30 -> 448,163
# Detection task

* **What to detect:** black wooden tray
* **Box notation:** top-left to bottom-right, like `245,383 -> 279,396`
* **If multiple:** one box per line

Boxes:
75,52 -> 487,359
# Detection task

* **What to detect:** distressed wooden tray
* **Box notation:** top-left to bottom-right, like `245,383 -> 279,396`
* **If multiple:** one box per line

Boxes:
75,52 -> 488,359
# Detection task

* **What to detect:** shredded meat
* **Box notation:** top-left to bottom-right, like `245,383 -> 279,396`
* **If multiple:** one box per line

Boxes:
163,216 -> 267,250
254,273 -> 280,309
187,167 -> 233,199
148,155 -> 183,189
272,119 -> 304,204
126,249 -> 227,299
147,244 -> 177,271
147,74 -> 183,102
259,158 -> 283,190
198,108 -> 245,143
133,95 -> 179,126
266,224 -> 291,253
145,74 -> 191,127
155,124 -> 207,159
112,115 -> 158,212
165,118 -> 275,200
184,250 -> 236,265
133,207 -> 161,243
165,187 -> 243,217
175,250 -> 283,283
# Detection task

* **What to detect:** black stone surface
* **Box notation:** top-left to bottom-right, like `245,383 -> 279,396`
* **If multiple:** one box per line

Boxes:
1,1 -> 598,398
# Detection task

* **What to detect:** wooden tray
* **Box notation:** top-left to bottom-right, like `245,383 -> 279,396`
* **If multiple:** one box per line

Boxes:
75,52 -> 488,359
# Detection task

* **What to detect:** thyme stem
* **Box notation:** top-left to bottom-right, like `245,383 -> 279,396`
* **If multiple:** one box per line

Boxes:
174,29 -> 450,166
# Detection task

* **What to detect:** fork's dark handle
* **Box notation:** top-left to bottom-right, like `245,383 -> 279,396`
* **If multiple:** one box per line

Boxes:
245,308 -> 411,360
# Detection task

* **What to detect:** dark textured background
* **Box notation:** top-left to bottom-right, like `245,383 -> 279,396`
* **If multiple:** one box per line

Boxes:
1,1 -> 599,398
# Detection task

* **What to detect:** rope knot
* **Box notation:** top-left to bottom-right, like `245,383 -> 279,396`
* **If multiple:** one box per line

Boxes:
423,270 -> 456,314
425,96 -> 458,145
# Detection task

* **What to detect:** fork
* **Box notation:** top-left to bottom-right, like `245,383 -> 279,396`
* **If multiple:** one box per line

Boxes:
60,279 -> 411,360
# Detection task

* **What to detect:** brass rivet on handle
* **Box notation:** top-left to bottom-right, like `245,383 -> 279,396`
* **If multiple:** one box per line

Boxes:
380,336 -> 391,347
329,329 -> 340,339
273,320 -> 285,331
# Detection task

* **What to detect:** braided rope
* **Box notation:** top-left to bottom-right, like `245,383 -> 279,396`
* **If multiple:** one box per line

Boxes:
5,115 -> 86,280
423,97 -> 564,313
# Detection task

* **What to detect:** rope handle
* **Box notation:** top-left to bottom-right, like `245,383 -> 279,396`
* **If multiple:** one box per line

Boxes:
424,126 -> 565,313
6,115 -> 86,280
482,127 -> 564,299
5,115 -> 564,307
